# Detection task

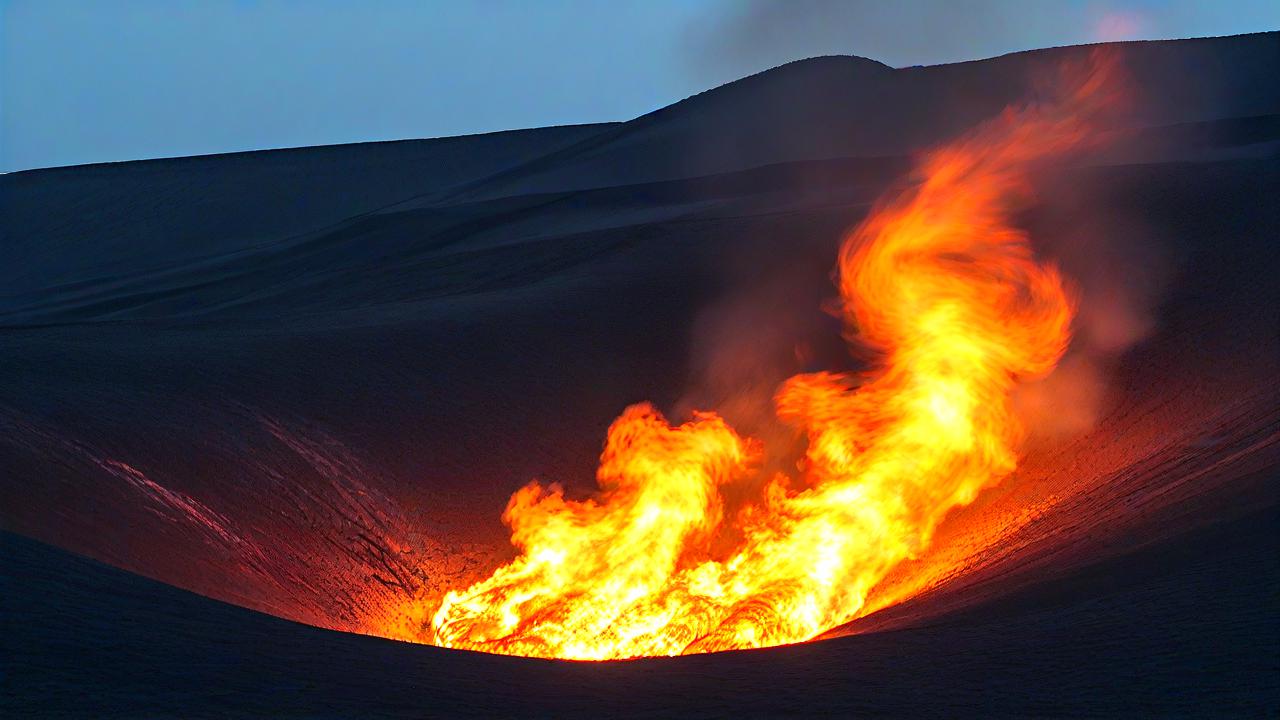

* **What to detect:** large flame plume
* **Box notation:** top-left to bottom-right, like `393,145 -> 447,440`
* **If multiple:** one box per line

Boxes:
429,54 -> 1120,660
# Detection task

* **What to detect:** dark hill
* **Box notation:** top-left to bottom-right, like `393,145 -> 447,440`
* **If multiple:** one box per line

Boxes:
1,32 -> 1278,716
3,498 -> 1276,717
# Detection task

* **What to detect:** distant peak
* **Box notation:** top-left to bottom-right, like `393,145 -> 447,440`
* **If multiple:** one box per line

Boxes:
773,55 -> 895,72
731,54 -> 895,86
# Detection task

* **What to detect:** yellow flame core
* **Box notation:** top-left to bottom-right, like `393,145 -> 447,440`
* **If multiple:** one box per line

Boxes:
428,56 -> 1116,660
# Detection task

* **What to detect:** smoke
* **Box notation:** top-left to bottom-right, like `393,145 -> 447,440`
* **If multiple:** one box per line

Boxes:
675,242 -> 844,445
685,0 -> 1279,83
674,47 -> 1172,445
1013,178 -> 1173,439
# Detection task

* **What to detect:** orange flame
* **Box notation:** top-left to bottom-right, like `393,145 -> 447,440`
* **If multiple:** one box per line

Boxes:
428,53 -> 1119,660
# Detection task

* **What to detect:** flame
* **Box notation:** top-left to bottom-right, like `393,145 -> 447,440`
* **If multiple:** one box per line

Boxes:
428,54 -> 1118,660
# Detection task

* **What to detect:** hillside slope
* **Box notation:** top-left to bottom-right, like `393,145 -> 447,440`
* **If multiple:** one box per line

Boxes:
3,498 -> 1276,717
1,33 -> 1277,678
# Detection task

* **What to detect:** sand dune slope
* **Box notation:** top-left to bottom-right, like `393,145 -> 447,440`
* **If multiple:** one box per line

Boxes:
1,33 -> 1278,710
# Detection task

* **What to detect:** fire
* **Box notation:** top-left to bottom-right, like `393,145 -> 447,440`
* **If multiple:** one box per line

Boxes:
428,54 -> 1118,660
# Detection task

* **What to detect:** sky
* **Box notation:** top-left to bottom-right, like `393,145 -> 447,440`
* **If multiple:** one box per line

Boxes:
3,0 -> 1277,172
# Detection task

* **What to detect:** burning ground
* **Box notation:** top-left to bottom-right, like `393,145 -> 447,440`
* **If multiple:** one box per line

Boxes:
429,51 -> 1115,659
2,32 -> 1278,715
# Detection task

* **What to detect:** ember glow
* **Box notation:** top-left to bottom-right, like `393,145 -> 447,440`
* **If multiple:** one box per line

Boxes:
428,54 -> 1119,660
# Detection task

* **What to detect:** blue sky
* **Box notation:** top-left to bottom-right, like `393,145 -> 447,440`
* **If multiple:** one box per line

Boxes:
3,0 -> 1276,172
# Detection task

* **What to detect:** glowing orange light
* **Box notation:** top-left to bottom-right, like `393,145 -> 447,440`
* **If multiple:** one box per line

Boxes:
427,52 -> 1119,660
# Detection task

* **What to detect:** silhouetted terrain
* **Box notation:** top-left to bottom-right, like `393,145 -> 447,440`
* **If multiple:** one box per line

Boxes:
2,32 -> 1278,716
4,500 -> 1276,717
